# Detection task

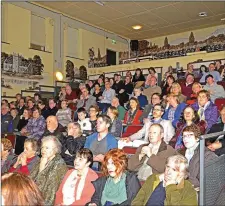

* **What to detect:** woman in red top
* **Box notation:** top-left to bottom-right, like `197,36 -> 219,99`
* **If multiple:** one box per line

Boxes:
9,138 -> 39,175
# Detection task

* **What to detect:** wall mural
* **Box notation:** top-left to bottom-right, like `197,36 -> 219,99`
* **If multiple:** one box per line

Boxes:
1,52 -> 44,90
65,60 -> 87,81
88,47 -> 107,68
119,30 -> 225,64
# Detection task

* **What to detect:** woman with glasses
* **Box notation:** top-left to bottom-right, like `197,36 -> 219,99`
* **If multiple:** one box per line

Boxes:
89,105 -> 99,133
182,124 -> 217,188
61,122 -> 86,166
30,136 -> 68,205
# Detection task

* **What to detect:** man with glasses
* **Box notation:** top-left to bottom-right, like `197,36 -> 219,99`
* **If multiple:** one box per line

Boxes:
122,104 -> 174,145
128,123 -> 176,181
192,90 -> 218,131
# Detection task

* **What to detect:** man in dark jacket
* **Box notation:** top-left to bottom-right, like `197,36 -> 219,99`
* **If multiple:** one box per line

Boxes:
1,104 -> 13,133
43,98 -> 58,119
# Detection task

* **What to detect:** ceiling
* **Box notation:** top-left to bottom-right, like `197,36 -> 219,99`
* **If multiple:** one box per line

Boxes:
36,1 -> 225,40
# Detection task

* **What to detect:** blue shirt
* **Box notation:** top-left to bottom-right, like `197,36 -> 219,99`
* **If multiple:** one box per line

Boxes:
200,71 -> 222,83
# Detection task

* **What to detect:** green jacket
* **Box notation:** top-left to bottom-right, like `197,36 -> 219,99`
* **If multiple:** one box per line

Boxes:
132,174 -> 198,206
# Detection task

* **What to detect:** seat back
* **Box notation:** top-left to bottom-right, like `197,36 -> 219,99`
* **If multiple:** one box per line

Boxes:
2,133 -> 16,149
123,146 -> 137,155
217,81 -> 225,90
122,125 -> 143,137
215,98 -> 225,111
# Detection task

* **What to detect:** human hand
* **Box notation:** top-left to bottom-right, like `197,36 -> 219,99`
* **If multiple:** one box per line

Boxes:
119,89 -> 125,93
72,99 -> 77,103
20,152 -> 27,166
99,96 -> 104,100
122,137 -> 131,143
88,203 -> 97,206
21,128 -> 27,135
143,118 -> 150,124
141,146 -> 152,158
208,141 -> 222,151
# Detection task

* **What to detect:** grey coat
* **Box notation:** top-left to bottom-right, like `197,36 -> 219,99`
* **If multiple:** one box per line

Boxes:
77,95 -> 97,111
139,104 -> 153,122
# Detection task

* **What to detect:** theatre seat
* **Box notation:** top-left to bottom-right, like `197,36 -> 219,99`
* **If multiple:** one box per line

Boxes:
217,81 -> 225,90
2,133 -> 16,149
123,146 -> 137,155
122,125 -> 143,137
215,98 -> 225,111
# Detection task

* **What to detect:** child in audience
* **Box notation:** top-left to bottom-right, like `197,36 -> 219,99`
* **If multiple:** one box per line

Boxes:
77,107 -> 92,135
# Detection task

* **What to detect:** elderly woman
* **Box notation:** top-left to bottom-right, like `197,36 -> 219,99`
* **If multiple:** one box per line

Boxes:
88,149 -> 141,206
170,82 -> 187,103
186,82 -> 203,105
55,149 -> 98,206
9,138 -> 39,175
163,93 -> 186,128
132,155 -> 198,206
61,122 -> 86,166
30,136 -> 68,205
169,106 -> 206,151
182,124 -> 217,188
107,106 -> 123,139
1,139 -> 17,174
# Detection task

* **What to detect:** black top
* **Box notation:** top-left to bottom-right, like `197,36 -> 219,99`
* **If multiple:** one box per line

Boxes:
132,74 -> 145,83
42,106 -> 58,119
93,91 -> 103,102
17,118 -> 29,131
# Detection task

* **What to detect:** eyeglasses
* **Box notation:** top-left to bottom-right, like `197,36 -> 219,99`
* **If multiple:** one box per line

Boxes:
182,133 -> 195,139
153,108 -> 162,111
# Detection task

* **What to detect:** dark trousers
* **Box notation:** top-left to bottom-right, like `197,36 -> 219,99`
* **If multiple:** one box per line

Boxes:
98,103 -> 111,114
15,135 -> 27,155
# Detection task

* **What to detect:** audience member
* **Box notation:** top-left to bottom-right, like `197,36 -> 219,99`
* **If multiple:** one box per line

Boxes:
89,105 -> 99,132
186,82 -> 203,105
34,93 -> 42,106
113,74 -> 124,94
125,104 -> 174,144
55,148 -> 98,205
77,86 -> 97,111
1,173 -> 44,206
200,63 -> 222,83
163,93 -> 186,128
37,100 -> 47,118
181,73 -> 195,99
17,108 -> 32,131
191,90 -> 218,131
107,106 -> 123,139
9,138 -> 39,175
17,98 -> 25,116
1,104 -> 13,133
98,81 -> 116,113
44,98 -> 58,119
169,106 -> 206,151
203,74 -> 225,102
182,124 -> 217,188
27,99 -> 35,111
132,155 -> 198,206
84,115 -> 118,165
58,86 -> 66,102
15,93 -> 22,106
61,122 -> 86,166
128,124 -> 176,180
56,100 -> 72,128
30,136 -> 68,205
88,149 -> 141,206
143,76 -> 162,102
9,101 -> 17,109
97,77 -> 105,92
1,138 -> 17,174
133,87 -> 148,109
93,83 -> 103,103
123,75 -> 134,96
111,97 -> 126,121
170,82 -> 187,103
10,108 -> 20,132
1,99 -> 9,105
161,75 -> 175,98
65,85 -> 78,110
77,108 -> 92,135
139,93 -> 162,122
132,68 -> 145,84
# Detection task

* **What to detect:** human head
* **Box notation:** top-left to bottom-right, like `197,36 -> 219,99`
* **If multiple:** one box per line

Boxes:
97,77 -> 103,85
192,83 -> 202,94
67,122 -> 82,137
215,60 -> 222,69
109,78 -> 114,86
48,98 -> 56,109
16,93 -> 22,102
134,87 -> 142,97
197,90 -> 210,107
186,73 -> 194,84
111,97 -> 120,107
32,107 -> 41,119
94,83 -> 101,91
37,100 -> 46,110
125,76 -> 131,84
60,86 -> 66,94
182,106 -> 199,123
182,124 -> 201,149
220,106 -> 225,124
164,155 -> 189,183
34,93 -> 41,102
205,74 -> 214,85
152,104 -> 165,119
60,100 -> 68,109
1,139 -> 13,159
25,96 -> 32,103
135,68 -> 142,76
166,75 -> 175,85
10,108 -> 18,118
74,148 -> 93,171
151,93 -> 161,105
9,101 -> 16,109
41,136 -> 61,159
101,149 -> 127,178
24,138 -> 39,158
23,108 -> 32,119
200,65 -> 208,73
96,115 -> 111,133
187,64 -> 194,73
46,116 -> 58,131
166,93 -> 180,106
1,104 -> 10,115
148,67 -> 156,74
170,82 -> 182,95
148,123 -> 164,144
81,87 -> 89,98
77,107 -> 87,121
19,98 -> 25,107
129,97 -> 140,110
1,173 -> 44,206
107,106 -> 119,120
149,76 -> 157,87
65,85 -> 72,94
208,63 -> 215,72
27,99 -> 34,109
89,105 -> 99,118
104,81 -> 111,90
2,99 -> 8,105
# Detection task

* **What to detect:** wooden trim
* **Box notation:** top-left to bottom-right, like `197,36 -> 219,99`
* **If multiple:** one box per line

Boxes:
29,47 -> 52,53
66,55 -> 84,60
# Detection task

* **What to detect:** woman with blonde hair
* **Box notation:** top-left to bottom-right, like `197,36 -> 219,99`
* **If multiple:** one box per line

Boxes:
132,155 -> 198,206
2,173 -> 44,206
170,82 -> 187,103
88,149 -> 141,206
186,82 -> 203,105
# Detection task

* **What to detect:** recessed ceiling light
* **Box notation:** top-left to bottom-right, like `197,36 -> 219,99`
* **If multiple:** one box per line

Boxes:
199,12 -> 207,17
221,18 -> 225,21
132,25 -> 142,30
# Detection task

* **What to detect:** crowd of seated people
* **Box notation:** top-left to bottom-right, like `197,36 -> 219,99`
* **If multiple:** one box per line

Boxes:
1,61 -> 225,205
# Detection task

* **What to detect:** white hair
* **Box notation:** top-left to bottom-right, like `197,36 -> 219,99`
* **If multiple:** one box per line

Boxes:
41,136 -> 62,154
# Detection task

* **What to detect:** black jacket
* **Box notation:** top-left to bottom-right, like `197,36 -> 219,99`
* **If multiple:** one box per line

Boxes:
207,123 -> 224,143
43,127 -> 64,144
42,107 -> 58,119
89,171 -> 141,206
215,138 -> 225,156
61,135 -> 86,166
